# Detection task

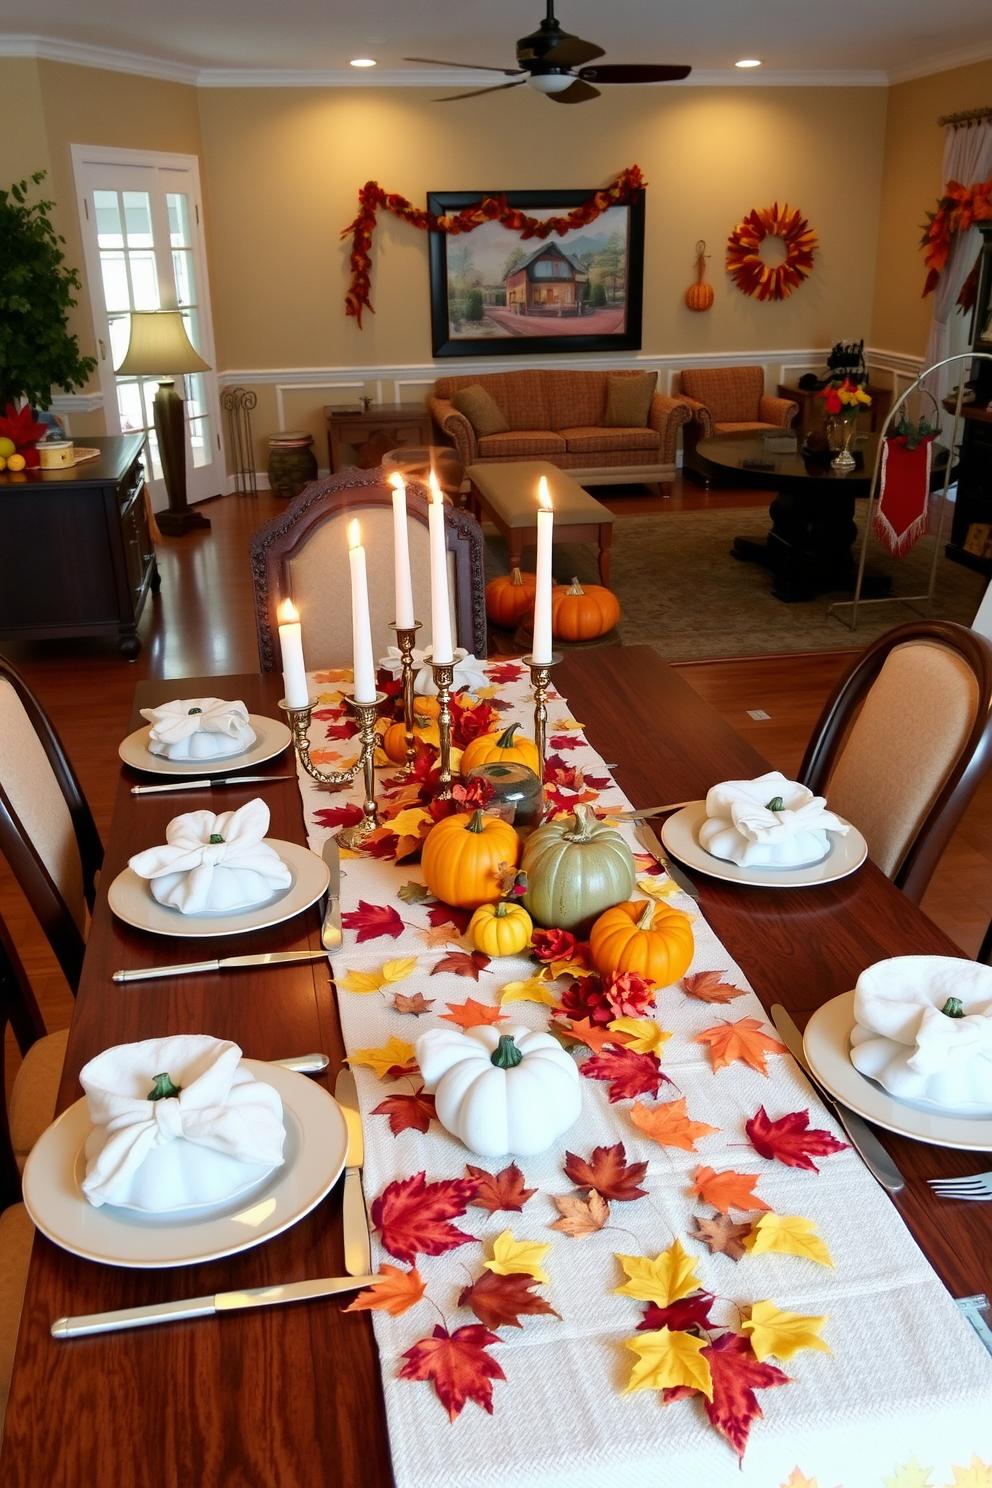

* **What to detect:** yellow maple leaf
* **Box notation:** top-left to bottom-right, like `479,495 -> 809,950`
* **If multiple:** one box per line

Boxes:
388,806 -> 434,838
607,1018 -> 672,1057
614,1239 -> 701,1308
947,1458 -> 992,1488
779,1472 -> 821,1488
553,716 -> 584,731
741,1299 -> 831,1362
483,1228 -> 551,1285
474,685 -> 500,700
743,1213 -> 834,1269
339,957 -> 418,995
337,844 -> 360,860
883,1458 -> 934,1488
500,971 -> 557,1007
623,1327 -> 713,1400
315,689 -> 345,705
636,875 -> 685,904
346,1036 -> 417,1080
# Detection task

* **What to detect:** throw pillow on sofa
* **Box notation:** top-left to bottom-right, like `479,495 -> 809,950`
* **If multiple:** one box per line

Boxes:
603,372 -> 657,428
452,385 -> 510,438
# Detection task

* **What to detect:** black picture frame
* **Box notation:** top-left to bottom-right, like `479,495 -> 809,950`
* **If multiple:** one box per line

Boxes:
427,188 -> 645,359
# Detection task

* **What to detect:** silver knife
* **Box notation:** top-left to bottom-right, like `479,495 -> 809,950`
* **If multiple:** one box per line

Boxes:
113,949 -> 330,983
634,820 -> 700,901
51,1273 -> 378,1339
334,1066 -> 371,1276
321,836 -> 342,951
131,775 -> 294,795
770,1003 -> 905,1193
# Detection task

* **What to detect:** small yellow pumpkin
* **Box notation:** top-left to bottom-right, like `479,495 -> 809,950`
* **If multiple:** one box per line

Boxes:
383,697 -> 441,763
460,722 -> 541,779
590,899 -> 695,987
421,808 -> 522,911
468,900 -> 533,957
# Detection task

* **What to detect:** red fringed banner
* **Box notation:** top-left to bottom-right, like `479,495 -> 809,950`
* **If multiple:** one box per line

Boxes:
872,435 -> 935,558
340,166 -> 647,328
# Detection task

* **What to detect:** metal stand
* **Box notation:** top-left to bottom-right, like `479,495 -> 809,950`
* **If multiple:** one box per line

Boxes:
523,653 -> 562,770
279,690 -> 386,848
221,386 -> 258,496
431,661 -> 455,798
390,621 -> 422,768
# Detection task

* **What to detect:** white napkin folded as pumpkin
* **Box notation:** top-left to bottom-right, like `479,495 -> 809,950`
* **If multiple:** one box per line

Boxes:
80,1034 -> 286,1210
377,646 -> 488,697
140,696 -> 256,760
850,955 -> 992,1110
128,797 -> 292,913
698,769 -> 849,868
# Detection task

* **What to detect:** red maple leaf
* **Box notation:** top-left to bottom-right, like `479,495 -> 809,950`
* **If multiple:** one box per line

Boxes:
457,1271 -> 560,1330
701,1332 -> 791,1461
487,662 -> 526,685
466,1162 -> 536,1213
323,720 -> 359,741
548,734 -> 583,751
745,1105 -> 848,1172
341,900 -> 405,942
639,1291 -> 716,1333
398,1324 -> 505,1422
311,704 -> 346,721
361,828 -> 401,860
563,1142 -> 648,1202
371,1171 -> 479,1264
371,1092 -> 437,1136
580,1044 -> 671,1103
426,902 -> 473,933
431,949 -> 491,980
583,773 -> 612,789
313,803 -> 363,829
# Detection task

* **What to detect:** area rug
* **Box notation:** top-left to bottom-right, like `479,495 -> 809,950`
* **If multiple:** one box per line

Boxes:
484,504 -> 988,662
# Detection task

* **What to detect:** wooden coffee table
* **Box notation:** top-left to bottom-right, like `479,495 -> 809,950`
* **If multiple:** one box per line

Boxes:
466,459 -> 614,586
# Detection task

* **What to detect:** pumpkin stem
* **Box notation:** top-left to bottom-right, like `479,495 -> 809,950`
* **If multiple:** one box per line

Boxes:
635,901 -> 656,931
562,803 -> 598,841
510,568 -> 524,587
941,996 -> 965,1019
567,577 -> 585,596
694,239 -> 707,283
490,1033 -> 523,1069
496,722 -> 523,749
465,809 -> 487,834
493,901 -> 510,918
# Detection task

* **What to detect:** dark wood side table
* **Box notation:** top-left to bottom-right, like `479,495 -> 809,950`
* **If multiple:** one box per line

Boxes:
325,403 -> 432,473
778,382 -> 893,434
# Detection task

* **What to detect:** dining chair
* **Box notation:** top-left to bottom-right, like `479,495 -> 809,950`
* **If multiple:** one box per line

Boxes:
798,620 -> 992,905
249,465 -> 488,673
0,655 -> 103,993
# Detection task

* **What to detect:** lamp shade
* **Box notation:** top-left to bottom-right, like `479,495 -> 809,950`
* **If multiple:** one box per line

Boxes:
116,311 -> 211,377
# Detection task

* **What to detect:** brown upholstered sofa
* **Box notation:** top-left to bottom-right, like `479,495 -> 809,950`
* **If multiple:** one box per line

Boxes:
429,369 -> 691,480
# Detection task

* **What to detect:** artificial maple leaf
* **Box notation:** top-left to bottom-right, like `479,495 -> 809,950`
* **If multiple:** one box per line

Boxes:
313,804 -> 363,830
689,1213 -> 753,1262
416,923 -> 466,949
386,806 -> 434,838
742,1300 -> 830,1362
630,1098 -> 719,1153
426,902 -> 473,932
371,1171 -> 478,1264
695,1016 -> 787,1075
606,1017 -> 671,1057
371,1091 -> 437,1135
881,1460 -> 936,1488
691,1166 -> 771,1216
458,1270 -> 561,1330
398,1324 -> 505,1422
946,1458 -> 992,1488
487,662 -> 525,685
633,851 -> 664,876
745,1105 -> 847,1172
743,1213 -> 834,1269
438,997 -> 507,1029
466,1163 -> 536,1213
548,1016 -> 630,1055
347,1037 -> 418,1081
397,881 -> 436,905
682,969 -> 747,1004
624,1326 -> 713,1400
614,1240 -> 702,1308
563,1142 -> 648,1202
554,715 -> 584,731
698,1330 -> 791,1462
482,1228 -> 551,1284
779,1472 -> 821,1488
339,957 -> 417,995
343,1264 -> 426,1317
431,949 -> 491,981
499,972 -> 558,1007
323,720 -> 360,741
639,1291 -> 716,1333
341,900 -> 405,943
581,1044 -> 670,1103
548,733 -> 582,749
393,991 -> 434,1015
549,1191 -> 610,1238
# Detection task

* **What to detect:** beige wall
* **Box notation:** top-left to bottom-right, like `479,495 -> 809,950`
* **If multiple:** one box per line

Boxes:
871,59 -> 992,357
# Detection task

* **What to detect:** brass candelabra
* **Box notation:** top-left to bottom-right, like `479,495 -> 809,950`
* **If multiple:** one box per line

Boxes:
389,621 -> 422,768
431,660 -> 455,799
279,690 -> 387,849
523,653 -> 562,771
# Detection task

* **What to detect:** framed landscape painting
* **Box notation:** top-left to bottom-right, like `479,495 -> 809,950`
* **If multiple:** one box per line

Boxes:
427,189 -> 645,358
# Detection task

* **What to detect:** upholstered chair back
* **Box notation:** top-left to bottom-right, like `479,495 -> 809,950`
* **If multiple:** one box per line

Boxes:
679,366 -> 765,424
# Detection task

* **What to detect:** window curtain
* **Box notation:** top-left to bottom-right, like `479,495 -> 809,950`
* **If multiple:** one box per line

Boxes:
924,120 -> 992,398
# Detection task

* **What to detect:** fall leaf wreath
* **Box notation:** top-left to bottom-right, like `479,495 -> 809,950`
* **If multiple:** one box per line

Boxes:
726,202 -> 817,302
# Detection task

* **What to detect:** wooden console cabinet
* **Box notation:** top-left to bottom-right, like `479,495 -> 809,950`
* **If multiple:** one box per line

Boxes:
0,434 -> 158,659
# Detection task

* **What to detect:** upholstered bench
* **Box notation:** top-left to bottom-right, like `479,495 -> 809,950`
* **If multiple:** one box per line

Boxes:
466,460 -> 615,587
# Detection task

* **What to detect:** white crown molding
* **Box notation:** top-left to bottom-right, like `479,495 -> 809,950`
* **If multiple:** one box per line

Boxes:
886,38 -> 992,85
0,33 -> 199,84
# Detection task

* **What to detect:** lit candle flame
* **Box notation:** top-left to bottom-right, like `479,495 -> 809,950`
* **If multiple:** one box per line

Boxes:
277,598 -> 299,624
429,470 -> 443,505
388,472 -> 405,494
348,518 -> 362,550
538,475 -> 553,512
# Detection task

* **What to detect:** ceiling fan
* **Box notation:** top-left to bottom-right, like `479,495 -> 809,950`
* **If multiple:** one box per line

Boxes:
404,0 -> 691,104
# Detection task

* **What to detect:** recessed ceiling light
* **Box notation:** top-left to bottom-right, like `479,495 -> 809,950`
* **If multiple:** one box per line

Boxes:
350,57 -> 377,68
735,58 -> 762,68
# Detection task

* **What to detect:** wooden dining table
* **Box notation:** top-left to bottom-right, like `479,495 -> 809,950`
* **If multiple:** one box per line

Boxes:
3,646 -> 990,1487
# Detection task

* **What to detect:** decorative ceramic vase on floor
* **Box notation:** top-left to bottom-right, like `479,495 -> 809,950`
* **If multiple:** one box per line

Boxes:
267,431 -> 317,499
828,418 -> 859,471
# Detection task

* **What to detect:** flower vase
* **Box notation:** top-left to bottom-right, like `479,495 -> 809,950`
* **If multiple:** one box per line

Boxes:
828,418 -> 859,472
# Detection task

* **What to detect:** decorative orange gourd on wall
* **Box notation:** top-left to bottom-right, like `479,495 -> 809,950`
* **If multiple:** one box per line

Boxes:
550,579 -> 621,642
590,899 -> 695,986
382,697 -> 440,763
486,568 -> 537,628
685,240 -> 714,312
460,722 -> 541,779
421,808 -> 521,910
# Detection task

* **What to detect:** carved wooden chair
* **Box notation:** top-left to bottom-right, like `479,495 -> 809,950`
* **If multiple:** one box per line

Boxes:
249,465 -> 487,673
798,620 -> 992,906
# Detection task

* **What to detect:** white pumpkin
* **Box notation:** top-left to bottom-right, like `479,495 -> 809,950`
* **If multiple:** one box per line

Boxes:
416,1023 -> 581,1157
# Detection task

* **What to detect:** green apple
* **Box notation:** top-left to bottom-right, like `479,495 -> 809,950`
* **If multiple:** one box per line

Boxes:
0,437 -> 15,460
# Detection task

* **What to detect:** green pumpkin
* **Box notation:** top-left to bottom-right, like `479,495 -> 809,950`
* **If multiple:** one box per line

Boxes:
521,804 -> 636,933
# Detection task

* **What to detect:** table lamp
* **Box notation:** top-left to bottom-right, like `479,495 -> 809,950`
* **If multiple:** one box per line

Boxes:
116,311 -> 212,536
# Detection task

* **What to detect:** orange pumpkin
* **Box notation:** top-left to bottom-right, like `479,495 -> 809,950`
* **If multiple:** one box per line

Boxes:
685,239 -> 714,312
590,899 -> 695,987
382,697 -> 441,763
486,568 -> 537,628
459,722 -> 541,779
421,808 -> 521,911
550,578 -> 621,642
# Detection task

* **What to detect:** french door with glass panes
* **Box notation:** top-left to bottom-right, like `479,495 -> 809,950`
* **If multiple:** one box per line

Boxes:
71,146 -> 223,509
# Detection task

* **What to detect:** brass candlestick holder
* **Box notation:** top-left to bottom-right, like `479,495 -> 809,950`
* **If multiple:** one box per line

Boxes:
389,620 -> 422,768
431,660 -> 455,799
523,653 -> 562,772
279,690 -> 387,849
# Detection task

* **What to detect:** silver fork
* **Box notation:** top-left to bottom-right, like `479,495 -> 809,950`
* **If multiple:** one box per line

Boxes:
928,1171 -> 992,1201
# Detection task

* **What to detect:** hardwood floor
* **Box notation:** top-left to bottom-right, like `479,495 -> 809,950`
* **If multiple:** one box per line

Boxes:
5,477 -> 992,1100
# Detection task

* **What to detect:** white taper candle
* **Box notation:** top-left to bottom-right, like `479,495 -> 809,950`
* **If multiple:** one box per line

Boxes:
427,471 -> 453,665
347,518 -> 377,704
532,476 -> 555,664
277,599 -> 309,707
388,473 -> 416,629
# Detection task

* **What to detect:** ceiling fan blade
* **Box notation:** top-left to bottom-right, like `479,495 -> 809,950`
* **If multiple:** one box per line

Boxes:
541,36 -> 605,67
578,63 -> 692,83
434,79 -> 528,102
549,78 -> 601,104
405,57 -> 523,76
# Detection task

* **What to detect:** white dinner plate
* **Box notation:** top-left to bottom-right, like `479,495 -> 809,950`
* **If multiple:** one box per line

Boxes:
118,714 -> 292,776
22,1061 -> 349,1267
660,801 -> 868,888
108,840 -> 328,938
804,990 -> 992,1152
